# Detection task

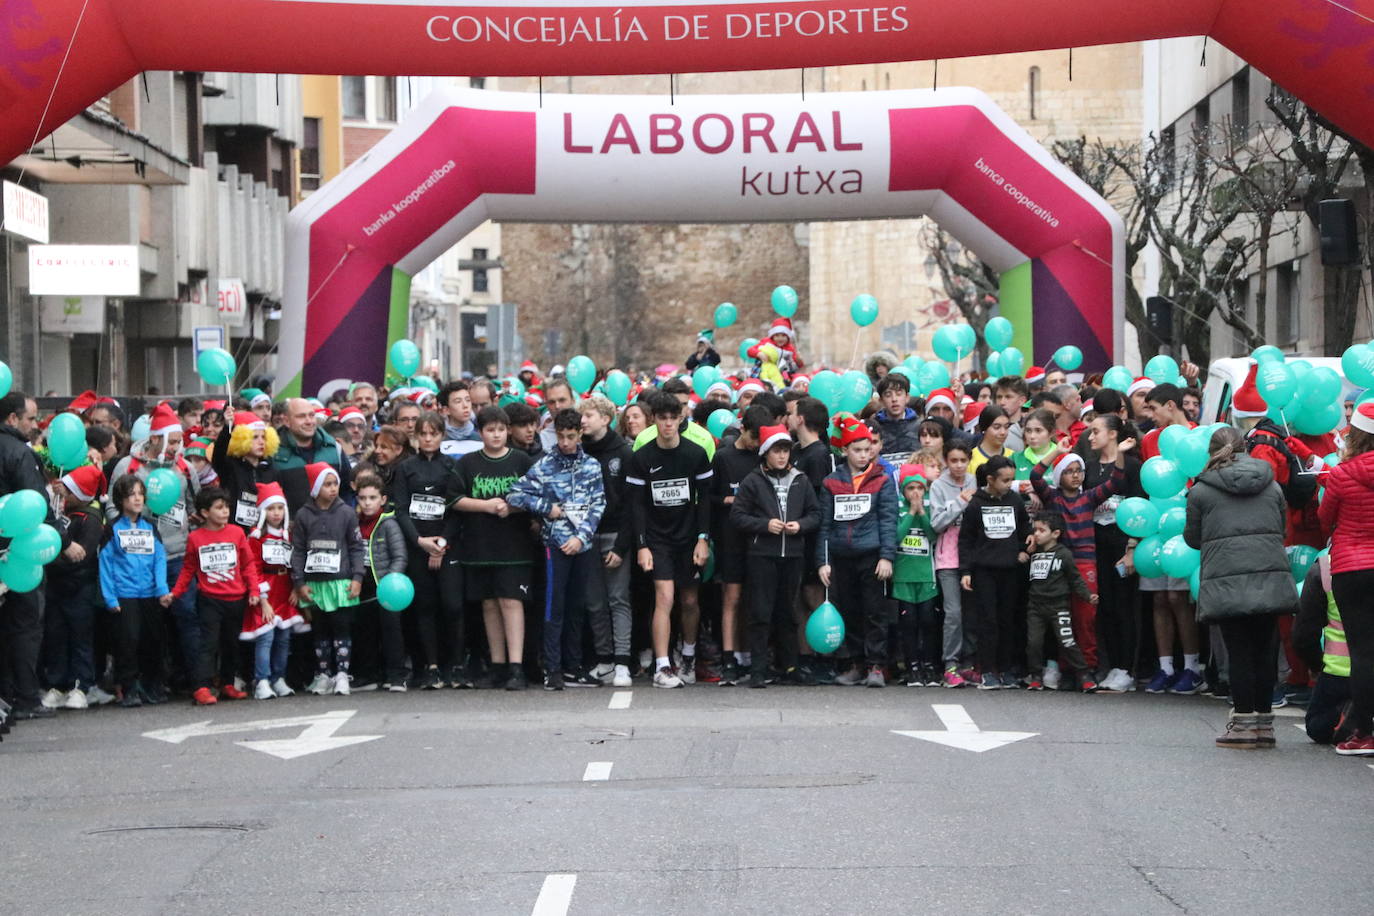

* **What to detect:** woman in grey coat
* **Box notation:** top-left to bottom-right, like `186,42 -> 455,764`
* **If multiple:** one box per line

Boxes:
1184,426 -> 1298,749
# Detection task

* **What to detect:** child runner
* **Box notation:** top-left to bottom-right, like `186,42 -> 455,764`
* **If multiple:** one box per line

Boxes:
99,475 -> 170,707
818,416 -> 897,688
169,487 -> 263,706
508,408 -> 607,690
790,396 -> 832,683
354,473 -> 410,692
291,464 -> 366,697
959,455 -> 1033,690
626,391 -> 714,688
730,424 -> 820,687
1025,513 -> 1099,691
454,406 -> 536,690
930,440 -> 977,687
578,395 -> 636,688
894,464 -> 941,687
42,464 -> 107,710
245,482 -> 304,699
710,404 -> 770,685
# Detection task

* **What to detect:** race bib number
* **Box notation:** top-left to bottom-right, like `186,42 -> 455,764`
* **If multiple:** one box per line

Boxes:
305,539 -> 342,575
562,502 -> 590,529
1030,554 -> 1054,579
833,493 -> 872,522
262,540 -> 290,567
899,532 -> 929,557
199,542 -> 237,575
409,494 -> 445,521
1094,494 -> 1122,526
982,506 -> 1016,539
117,528 -> 155,555
652,478 -> 689,507
440,440 -> 482,458
235,493 -> 259,527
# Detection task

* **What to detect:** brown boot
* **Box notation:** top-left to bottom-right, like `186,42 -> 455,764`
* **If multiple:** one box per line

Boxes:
1216,714 -> 1258,749
1254,713 -> 1276,749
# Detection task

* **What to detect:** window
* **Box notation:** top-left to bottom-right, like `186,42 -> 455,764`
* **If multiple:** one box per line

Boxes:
377,76 -> 397,122
470,77 -> 486,90
300,117 -> 321,192
471,247 -> 489,293
1028,66 -> 1041,120
1231,69 -> 1250,142
341,76 -> 366,119
1276,262 -> 1300,344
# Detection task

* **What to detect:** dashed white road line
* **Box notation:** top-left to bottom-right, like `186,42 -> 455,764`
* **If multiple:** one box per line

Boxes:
532,873 -> 577,916
608,691 -> 632,709
582,761 -> 613,781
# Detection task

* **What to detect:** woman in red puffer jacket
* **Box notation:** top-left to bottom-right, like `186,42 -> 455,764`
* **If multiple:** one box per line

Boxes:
1317,403 -> 1374,757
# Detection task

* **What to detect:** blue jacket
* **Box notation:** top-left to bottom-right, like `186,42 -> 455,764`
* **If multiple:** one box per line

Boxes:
99,515 -> 168,607
507,445 -> 606,553
871,407 -> 922,456
819,461 -> 898,562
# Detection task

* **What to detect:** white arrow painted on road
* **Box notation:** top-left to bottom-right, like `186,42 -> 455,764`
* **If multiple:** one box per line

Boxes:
892,704 -> 1038,753
143,709 -> 382,760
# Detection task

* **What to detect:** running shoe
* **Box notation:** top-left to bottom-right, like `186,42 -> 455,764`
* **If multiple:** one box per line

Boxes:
612,664 -> 633,688
543,673 -> 564,691
1169,670 -> 1206,695
1080,675 -> 1100,693
272,678 -> 295,697
333,673 -> 351,696
1026,677 -> 1044,691
1000,672 -> 1021,689
653,665 -> 684,689
563,671 -> 600,688
1270,686 -> 1289,709
306,673 -> 335,695
191,687 -> 217,706
504,666 -> 529,691
720,660 -> 742,686
63,688 -> 88,710
86,685 -> 116,706
1042,665 -> 1062,691
942,666 -> 966,689
41,688 -> 65,709
1334,732 -> 1374,756
835,665 -> 866,686
678,655 -> 697,685
865,666 -> 886,688
978,672 -> 1000,690
904,667 -> 923,687
221,683 -> 248,700
254,680 -> 275,700
420,667 -> 443,691
1144,669 -> 1178,694
118,686 -> 143,708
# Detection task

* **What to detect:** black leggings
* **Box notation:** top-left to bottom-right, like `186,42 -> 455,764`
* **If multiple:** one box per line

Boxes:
971,567 -> 1021,675
1216,616 -> 1279,715
313,605 -> 356,675
1332,569 -> 1374,732
1095,548 -> 1138,674
408,549 -> 464,670
899,598 -> 941,668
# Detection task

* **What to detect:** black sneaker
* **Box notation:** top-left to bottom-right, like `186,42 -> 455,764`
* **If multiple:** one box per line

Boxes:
562,671 -> 600,688
780,666 -> 815,686
544,672 -> 564,691
749,667 -> 769,688
119,684 -> 143,708
421,667 -> 444,690
13,704 -> 56,720
478,664 -> 508,689
720,660 -> 741,686
447,668 -> 475,689
505,665 -> 528,691
137,682 -> 166,705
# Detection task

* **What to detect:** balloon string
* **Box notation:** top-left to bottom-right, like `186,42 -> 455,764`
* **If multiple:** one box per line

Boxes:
1279,408 -> 1290,437
850,329 -> 861,372
16,0 -> 93,187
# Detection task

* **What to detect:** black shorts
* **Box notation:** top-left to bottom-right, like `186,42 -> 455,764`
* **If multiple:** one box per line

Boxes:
713,528 -> 748,585
648,542 -> 700,587
464,564 -> 532,601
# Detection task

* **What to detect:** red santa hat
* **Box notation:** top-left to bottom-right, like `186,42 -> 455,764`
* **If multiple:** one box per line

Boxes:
790,374 -> 811,391
60,464 -> 107,502
338,406 -> 366,424
314,406 -> 333,420
767,317 -> 795,341
757,424 -> 793,455
1079,401 -> 1096,419
306,462 -> 340,498
1352,402 -> 1374,434
829,415 -> 872,449
1230,362 -> 1268,418
1048,451 -> 1086,487
252,481 -> 290,537
68,390 -> 99,414
961,402 -> 985,429
1127,376 -> 1156,397
234,410 -> 267,431
737,378 -> 767,396
149,403 -> 181,437
926,388 -> 957,415
520,360 -> 540,375
1026,366 -> 1046,386
203,399 -> 227,412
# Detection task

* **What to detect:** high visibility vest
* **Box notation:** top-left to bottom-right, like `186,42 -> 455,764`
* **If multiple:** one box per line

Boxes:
1318,556 -> 1350,678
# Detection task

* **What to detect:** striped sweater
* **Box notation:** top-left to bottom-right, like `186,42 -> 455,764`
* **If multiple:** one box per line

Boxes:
1029,463 -> 1125,563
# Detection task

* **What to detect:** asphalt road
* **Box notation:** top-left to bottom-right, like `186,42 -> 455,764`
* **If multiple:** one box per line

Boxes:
3,684 -> 1370,915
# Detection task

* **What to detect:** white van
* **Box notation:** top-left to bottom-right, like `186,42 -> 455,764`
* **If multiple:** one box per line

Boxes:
1199,356 -> 1360,427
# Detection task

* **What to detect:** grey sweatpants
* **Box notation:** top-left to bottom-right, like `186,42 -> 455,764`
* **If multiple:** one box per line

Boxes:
584,531 -> 633,662
937,568 -> 973,665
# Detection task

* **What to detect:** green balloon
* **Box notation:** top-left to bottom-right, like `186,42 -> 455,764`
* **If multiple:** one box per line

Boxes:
849,294 -> 879,328
0,489 -> 46,538
713,302 -> 738,329
1294,400 -> 1343,436
1157,424 -> 1189,462
389,339 -> 421,377
1160,535 -> 1200,578
692,365 -> 722,399
145,468 -> 181,516
771,285 -> 799,318
1103,366 -> 1133,393
196,347 -> 236,386
1287,545 -> 1319,583
0,556 -> 43,592
604,370 -> 632,406
1052,345 -> 1083,371
1145,354 -> 1179,385
805,601 -> 845,654
1252,345 -> 1285,364
1256,361 -> 1298,408
707,408 -> 735,439
1173,429 -> 1211,477
916,361 -> 950,395
809,370 -> 843,410
933,325 -> 972,363
1133,534 -> 1166,578
377,572 -> 415,611
984,316 -> 1014,351
1115,497 -> 1160,538
1140,457 -> 1186,498
1341,344 -> 1374,388
9,523 -> 61,565
1157,507 -> 1187,540
998,346 -> 1025,377
48,412 -> 87,470
409,375 -> 439,394
566,355 -> 597,394
838,370 -> 873,414
738,338 -> 759,361
0,360 -> 11,398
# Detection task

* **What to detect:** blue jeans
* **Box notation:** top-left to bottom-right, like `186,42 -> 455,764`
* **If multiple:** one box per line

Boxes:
43,579 -> 98,690
165,557 -> 199,684
543,547 -> 597,675
254,628 -> 291,682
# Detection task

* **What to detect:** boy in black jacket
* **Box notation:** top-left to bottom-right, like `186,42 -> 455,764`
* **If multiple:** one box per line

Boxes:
712,404 -> 772,685
959,455 -> 1032,690
42,465 -> 108,709
1024,513 -> 1098,692
730,425 -> 820,686
578,396 -> 636,688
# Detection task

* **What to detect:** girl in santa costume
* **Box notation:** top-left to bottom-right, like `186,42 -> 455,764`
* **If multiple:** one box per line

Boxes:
245,482 -> 304,699
748,317 -> 806,382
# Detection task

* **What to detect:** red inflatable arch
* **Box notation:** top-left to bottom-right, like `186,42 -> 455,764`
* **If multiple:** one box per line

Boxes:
4,0 -> 1374,167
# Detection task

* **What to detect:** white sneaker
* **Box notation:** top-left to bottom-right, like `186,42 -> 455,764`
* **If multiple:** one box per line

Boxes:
1113,669 -> 1136,692
679,656 -> 697,685
387,682 -> 408,693
41,688 -> 65,709
254,680 -> 275,700
333,673 -> 351,696
612,664 -> 632,688
271,678 -> 295,698
590,662 -> 616,685
306,673 -> 334,695
1042,664 -> 1062,691
64,688 -> 88,710
653,666 -> 684,689
86,684 -> 116,705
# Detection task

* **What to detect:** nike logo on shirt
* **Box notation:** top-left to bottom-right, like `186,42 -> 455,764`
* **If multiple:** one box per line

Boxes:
650,466 -> 663,473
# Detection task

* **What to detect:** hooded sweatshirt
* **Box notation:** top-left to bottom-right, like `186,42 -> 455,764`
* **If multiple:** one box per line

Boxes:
929,468 -> 976,571
958,487 -> 1032,576
582,427 -> 634,556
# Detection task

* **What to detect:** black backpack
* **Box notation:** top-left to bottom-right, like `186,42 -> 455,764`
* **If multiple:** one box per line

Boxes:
1244,425 -> 1318,510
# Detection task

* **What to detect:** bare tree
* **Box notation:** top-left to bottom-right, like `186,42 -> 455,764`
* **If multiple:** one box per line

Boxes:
920,222 -> 999,368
